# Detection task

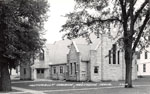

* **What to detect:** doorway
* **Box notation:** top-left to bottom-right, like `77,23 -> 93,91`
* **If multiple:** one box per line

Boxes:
37,69 -> 44,79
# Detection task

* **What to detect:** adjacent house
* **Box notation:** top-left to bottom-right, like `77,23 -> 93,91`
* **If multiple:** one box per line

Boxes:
137,49 -> 150,77
136,36 -> 150,77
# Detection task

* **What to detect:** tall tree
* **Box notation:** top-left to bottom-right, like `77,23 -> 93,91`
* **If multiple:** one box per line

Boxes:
0,0 -> 49,91
61,0 -> 150,88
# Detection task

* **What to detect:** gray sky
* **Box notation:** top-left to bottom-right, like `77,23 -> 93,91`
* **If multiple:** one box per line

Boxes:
44,0 -> 144,44
44,0 -> 75,44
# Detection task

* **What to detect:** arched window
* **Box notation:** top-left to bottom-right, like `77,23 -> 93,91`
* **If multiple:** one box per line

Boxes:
39,49 -> 44,61
109,50 -> 111,64
112,44 -> 116,64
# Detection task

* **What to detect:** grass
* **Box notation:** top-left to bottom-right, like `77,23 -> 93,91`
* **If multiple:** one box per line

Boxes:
10,77 -> 150,94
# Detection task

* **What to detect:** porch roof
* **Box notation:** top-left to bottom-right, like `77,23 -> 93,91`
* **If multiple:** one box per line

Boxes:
31,63 -> 50,69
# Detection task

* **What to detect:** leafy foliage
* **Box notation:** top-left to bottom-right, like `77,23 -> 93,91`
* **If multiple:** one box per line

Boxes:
61,0 -> 150,88
0,0 -> 49,68
61,0 -> 150,51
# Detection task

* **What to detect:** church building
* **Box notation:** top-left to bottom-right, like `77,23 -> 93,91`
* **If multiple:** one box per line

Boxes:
20,34 -> 138,81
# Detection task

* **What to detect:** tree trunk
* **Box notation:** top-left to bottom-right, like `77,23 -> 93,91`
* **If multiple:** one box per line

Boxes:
124,43 -> 133,88
124,0 -> 134,88
0,62 -> 12,91
9,68 -> 12,75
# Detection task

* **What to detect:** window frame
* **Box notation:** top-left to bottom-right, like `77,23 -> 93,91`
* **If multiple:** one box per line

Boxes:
118,50 -> 120,64
112,44 -> 116,64
24,68 -> 26,75
145,51 -> 148,59
109,50 -> 111,64
39,49 -> 44,61
70,63 -> 72,74
74,62 -> 77,74
60,66 -> 63,74
53,67 -> 56,74
143,64 -> 146,72
137,52 -> 140,59
94,66 -> 99,74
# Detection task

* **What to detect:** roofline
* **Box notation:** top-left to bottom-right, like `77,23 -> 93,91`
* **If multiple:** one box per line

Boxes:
49,63 -> 67,66
72,41 -> 79,52
94,41 -> 101,50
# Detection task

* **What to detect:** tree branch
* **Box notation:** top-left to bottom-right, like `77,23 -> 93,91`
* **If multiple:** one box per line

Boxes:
126,0 -> 138,19
133,0 -> 148,23
83,17 -> 122,26
132,11 -> 150,52
119,0 -> 128,35
119,0 -> 127,17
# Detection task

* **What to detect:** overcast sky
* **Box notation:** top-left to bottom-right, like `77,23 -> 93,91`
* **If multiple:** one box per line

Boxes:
44,0 -> 144,44
44,0 -> 75,44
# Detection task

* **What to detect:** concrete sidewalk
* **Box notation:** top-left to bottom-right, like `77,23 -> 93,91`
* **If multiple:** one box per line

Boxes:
11,86 -> 46,94
11,85 -> 150,94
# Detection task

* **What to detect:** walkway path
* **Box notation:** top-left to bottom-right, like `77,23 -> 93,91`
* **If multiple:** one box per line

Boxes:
11,86 -> 46,94
10,85 -> 150,94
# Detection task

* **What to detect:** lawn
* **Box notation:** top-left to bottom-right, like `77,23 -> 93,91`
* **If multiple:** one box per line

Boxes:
12,81 -> 120,91
43,86 -> 150,94
10,77 -> 150,94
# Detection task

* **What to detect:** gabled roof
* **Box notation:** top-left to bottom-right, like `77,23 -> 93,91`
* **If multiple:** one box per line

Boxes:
47,40 -> 71,65
46,34 -> 101,65
76,44 -> 91,61
75,34 -> 101,50
72,41 -> 79,52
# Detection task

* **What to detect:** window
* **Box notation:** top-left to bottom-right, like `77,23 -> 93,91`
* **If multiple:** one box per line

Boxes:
137,52 -> 140,59
37,69 -> 40,74
67,65 -> 69,72
118,51 -> 120,64
53,67 -> 56,74
94,66 -> 99,73
82,74 -> 86,77
24,68 -> 26,75
39,49 -> 44,61
74,62 -> 76,74
113,44 -> 116,64
143,64 -> 146,72
145,51 -> 148,59
60,66 -> 63,73
41,69 -> 44,74
70,63 -> 72,74
109,50 -> 111,64
77,64 -> 79,73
